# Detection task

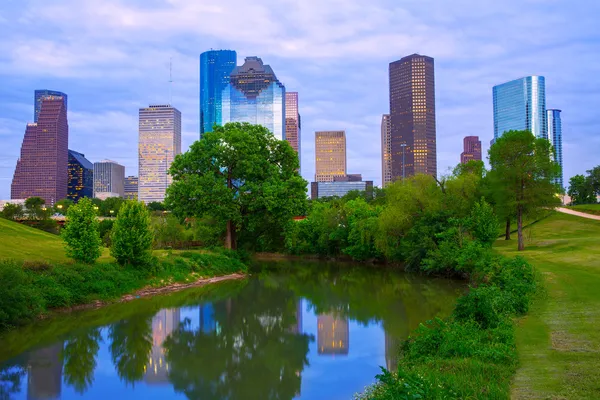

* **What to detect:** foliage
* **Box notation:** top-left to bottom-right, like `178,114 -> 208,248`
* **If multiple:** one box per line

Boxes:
147,201 -> 167,212
98,219 -> 114,247
110,201 -> 154,268
587,165 -> 600,197
91,197 -> 125,217
0,261 -> 44,330
54,198 -> 74,214
24,197 -> 46,220
62,198 -> 102,264
63,328 -> 102,394
568,174 -> 596,205
0,204 -> 24,220
468,198 -> 499,246
152,214 -> 191,249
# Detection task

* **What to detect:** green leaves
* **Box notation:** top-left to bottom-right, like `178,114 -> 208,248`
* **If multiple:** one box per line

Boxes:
110,201 -> 154,268
62,198 -> 102,264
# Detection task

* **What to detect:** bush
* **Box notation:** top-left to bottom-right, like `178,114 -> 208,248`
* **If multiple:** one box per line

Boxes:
469,198 -> 499,246
110,201 -> 154,269
98,219 -> 114,246
0,261 -> 44,329
62,198 -> 102,264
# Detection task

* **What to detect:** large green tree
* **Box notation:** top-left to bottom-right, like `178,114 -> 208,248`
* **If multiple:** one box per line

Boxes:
0,204 -> 24,220
585,165 -> 600,197
62,198 -> 102,264
488,130 -> 561,251
110,201 -> 154,268
166,122 -> 307,250
567,174 -> 596,205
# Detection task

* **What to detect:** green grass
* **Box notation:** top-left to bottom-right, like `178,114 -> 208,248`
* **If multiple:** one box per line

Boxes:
495,212 -> 600,399
567,203 -> 600,216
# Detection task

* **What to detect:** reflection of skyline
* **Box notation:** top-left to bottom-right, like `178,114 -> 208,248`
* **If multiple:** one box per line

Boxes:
27,342 -> 63,400
145,308 -> 180,384
199,303 -> 216,333
288,299 -> 303,334
317,313 -> 349,355
384,332 -> 399,372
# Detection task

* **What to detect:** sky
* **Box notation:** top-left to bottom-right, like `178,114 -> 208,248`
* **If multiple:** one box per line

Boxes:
0,0 -> 599,199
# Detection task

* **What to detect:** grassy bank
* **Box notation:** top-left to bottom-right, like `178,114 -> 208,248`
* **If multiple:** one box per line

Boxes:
495,212 -> 600,398
567,203 -> 600,216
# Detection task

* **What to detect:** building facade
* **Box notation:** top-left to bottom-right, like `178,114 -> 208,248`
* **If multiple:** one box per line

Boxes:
124,176 -> 139,200
93,160 -> 125,198
389,54 -> 437,179
221,56 -> 286,140
460,136 -> 482,164
67,150 -> 93,202
315,131 -> 346,182
34,90 -> 67,123
317,313 -> 349,355
547,109 -> 563,189
493,76 -> 546,140
311,180 -> 373,200
11,96 -> 68,205
200,49 -> 237,137
138,105 -> 182,204
381,114 -> 392,187
285,92 -> 301,170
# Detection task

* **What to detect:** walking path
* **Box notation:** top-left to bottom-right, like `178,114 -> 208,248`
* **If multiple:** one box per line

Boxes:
556,207 -> 600,220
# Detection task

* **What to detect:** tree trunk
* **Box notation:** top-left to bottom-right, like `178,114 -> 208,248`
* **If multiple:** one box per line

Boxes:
505,218 -> 511,240
517,207 -> 524,251
225,220 -> 237,250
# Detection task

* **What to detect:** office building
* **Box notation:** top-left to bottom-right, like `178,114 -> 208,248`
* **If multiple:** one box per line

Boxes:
34,90 -> 67,123
222,56 -> 286,140
311,180 -> 373,200
145,308 -> 180,384
315,131 -> 346,182
547,109 -> 563,188
285,92 -> 301,170
124,176 -> 139,200
317,313 -> 349,355
381,114 -> 392,186
200,49 -> 237,136
93,160 -> 125,198
389,54 -> 437,179
138,105 -> 182,204
67,150 -> 93,202
460,136 -> 482,164
493,76 -> 546,140
11,96 -> 68,205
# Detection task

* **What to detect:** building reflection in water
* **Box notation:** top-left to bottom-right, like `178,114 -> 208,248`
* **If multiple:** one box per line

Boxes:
27,342 -> 63,400
288,299 -> 303,334
384,331 -> 399,372
317,313 -> 349,355
199,303 -> 217,333
145,308 -> 180,384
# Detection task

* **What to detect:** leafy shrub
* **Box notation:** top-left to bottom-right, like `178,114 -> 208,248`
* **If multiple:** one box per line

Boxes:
357,368 -> 458,400
0,261 -> 44,329
453,286 -> 517,329
98,219 -> 115,246
111,201 -> 154,269
62,198 -> 102,264
469,198 -> 499,246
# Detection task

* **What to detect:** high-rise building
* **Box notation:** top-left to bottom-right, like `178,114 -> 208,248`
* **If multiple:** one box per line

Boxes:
145,308 -> 180,384
493,76 -> 546,140
124,176 -> 139,200
11,96 -> 68,205
547,109 -> 563,188
389,54 -> 437,179
317,313 -> 349,355
460,136 -> 482,164
222,56 -> 286,140
381,114 -> 392,186
315,131 -> 346,182
34,90 -> 67,123
200,49 -> 237,137
138,105 -> 182,204
311,180 -> 373,200
93,160 -> 125,198
285,92 -> 301,170
67,150 -> 93,202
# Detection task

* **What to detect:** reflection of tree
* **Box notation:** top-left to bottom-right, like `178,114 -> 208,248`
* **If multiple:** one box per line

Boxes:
164,280 -> 312,400
62,328 -> 102,394
0,358 -> 27,400
109,315 -> 153,385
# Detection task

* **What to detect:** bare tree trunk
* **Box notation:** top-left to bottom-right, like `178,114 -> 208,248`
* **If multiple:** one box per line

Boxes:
505,217 -> 511,240
225,220 -> 237,250
517,207 -> 524,251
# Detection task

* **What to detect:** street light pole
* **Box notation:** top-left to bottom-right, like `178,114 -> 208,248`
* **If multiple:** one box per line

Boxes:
400,143 -> 407,179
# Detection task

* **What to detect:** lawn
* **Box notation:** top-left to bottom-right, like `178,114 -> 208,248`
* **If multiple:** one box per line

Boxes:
495,212 -> 600,398
567,203 -> 600,216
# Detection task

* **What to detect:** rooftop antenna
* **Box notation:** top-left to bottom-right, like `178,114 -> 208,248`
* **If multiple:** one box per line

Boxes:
169,57 -> 173,105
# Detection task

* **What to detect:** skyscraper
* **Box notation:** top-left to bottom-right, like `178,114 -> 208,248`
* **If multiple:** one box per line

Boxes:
285,92 -> 301,169
12,96 -> 68,205
493,76 -> 546,140
381,114 -> 392,187
460,136 -> 482,164
200,49 -> 237,136
389,54 -> 437,179
34,90 -> 67,123
138,105 -> 182,204
93,160 -> 125,198
67,150 -> 93,202
547,109 -> 563,188
124,176 -> 139,200
315,131 -> 346,182
221,56 -> 286,140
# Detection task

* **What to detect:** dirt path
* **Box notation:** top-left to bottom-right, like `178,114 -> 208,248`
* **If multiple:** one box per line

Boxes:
556,207 -> 600,221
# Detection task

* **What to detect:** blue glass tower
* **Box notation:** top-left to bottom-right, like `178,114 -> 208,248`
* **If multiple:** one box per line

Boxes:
547,109 -> 563,189
200,50 -> 237,137
222,56 -> 286,140
67,150 -> 93,202
35,90 -> 67,123
493,76 -> 546,140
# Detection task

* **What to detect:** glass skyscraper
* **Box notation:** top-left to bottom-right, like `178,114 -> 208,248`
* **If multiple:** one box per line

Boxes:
381,114 -> 392,187
93,160 -> 125,198
547,109 -> 563,189
67,150 -> 93,202
34,90 -> 67,123
221,56 -> 286,140
124,176 -> 139,200
200,50 -> 237,137
493,76 -> 546,140
285,92 -> 301,170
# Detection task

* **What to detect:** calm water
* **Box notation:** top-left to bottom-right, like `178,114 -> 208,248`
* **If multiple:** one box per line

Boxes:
0,261 -> 461,400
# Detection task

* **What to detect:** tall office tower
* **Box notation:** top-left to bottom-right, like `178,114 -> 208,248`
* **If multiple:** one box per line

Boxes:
222,56 -> 286,140
93,160 -> 125,199
138,105 -> 182,204
67,150 -> 93,202
27,342 -> 64,400
200,49 -> 237,137
460,136 -> 482,164
124,176 -> 139,200
34,90 -> 67,123
315,131 -> 346,182
547,109 -> 563,188
11,96 -> 68,205
389,54 -> 437,179
493,76 -> 546,140
317,313 -> 349,355
285,92 -> 301,169
381,114 -> 392,186
145,308 -> 180,384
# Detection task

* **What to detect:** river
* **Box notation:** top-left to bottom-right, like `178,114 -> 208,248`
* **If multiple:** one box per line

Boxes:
0,260 -> 462,399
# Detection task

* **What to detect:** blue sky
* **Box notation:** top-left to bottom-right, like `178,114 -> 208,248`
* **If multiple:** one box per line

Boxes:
0,0 -> 599,199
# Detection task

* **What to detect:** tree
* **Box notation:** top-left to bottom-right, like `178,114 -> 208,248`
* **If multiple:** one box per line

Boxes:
62,198 -> 102,264
567,174 -> 596,205
101,197 -> 124,217
587,166 -> 600,197
469,198 -> 499,247
0,204 -> 24,220
54,198 -> 74,215
147,201 -> 166,212
488,130 -> 561,251
110,201 -> 154,268
24,197 -> 47,220
166,122 -> 307,250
